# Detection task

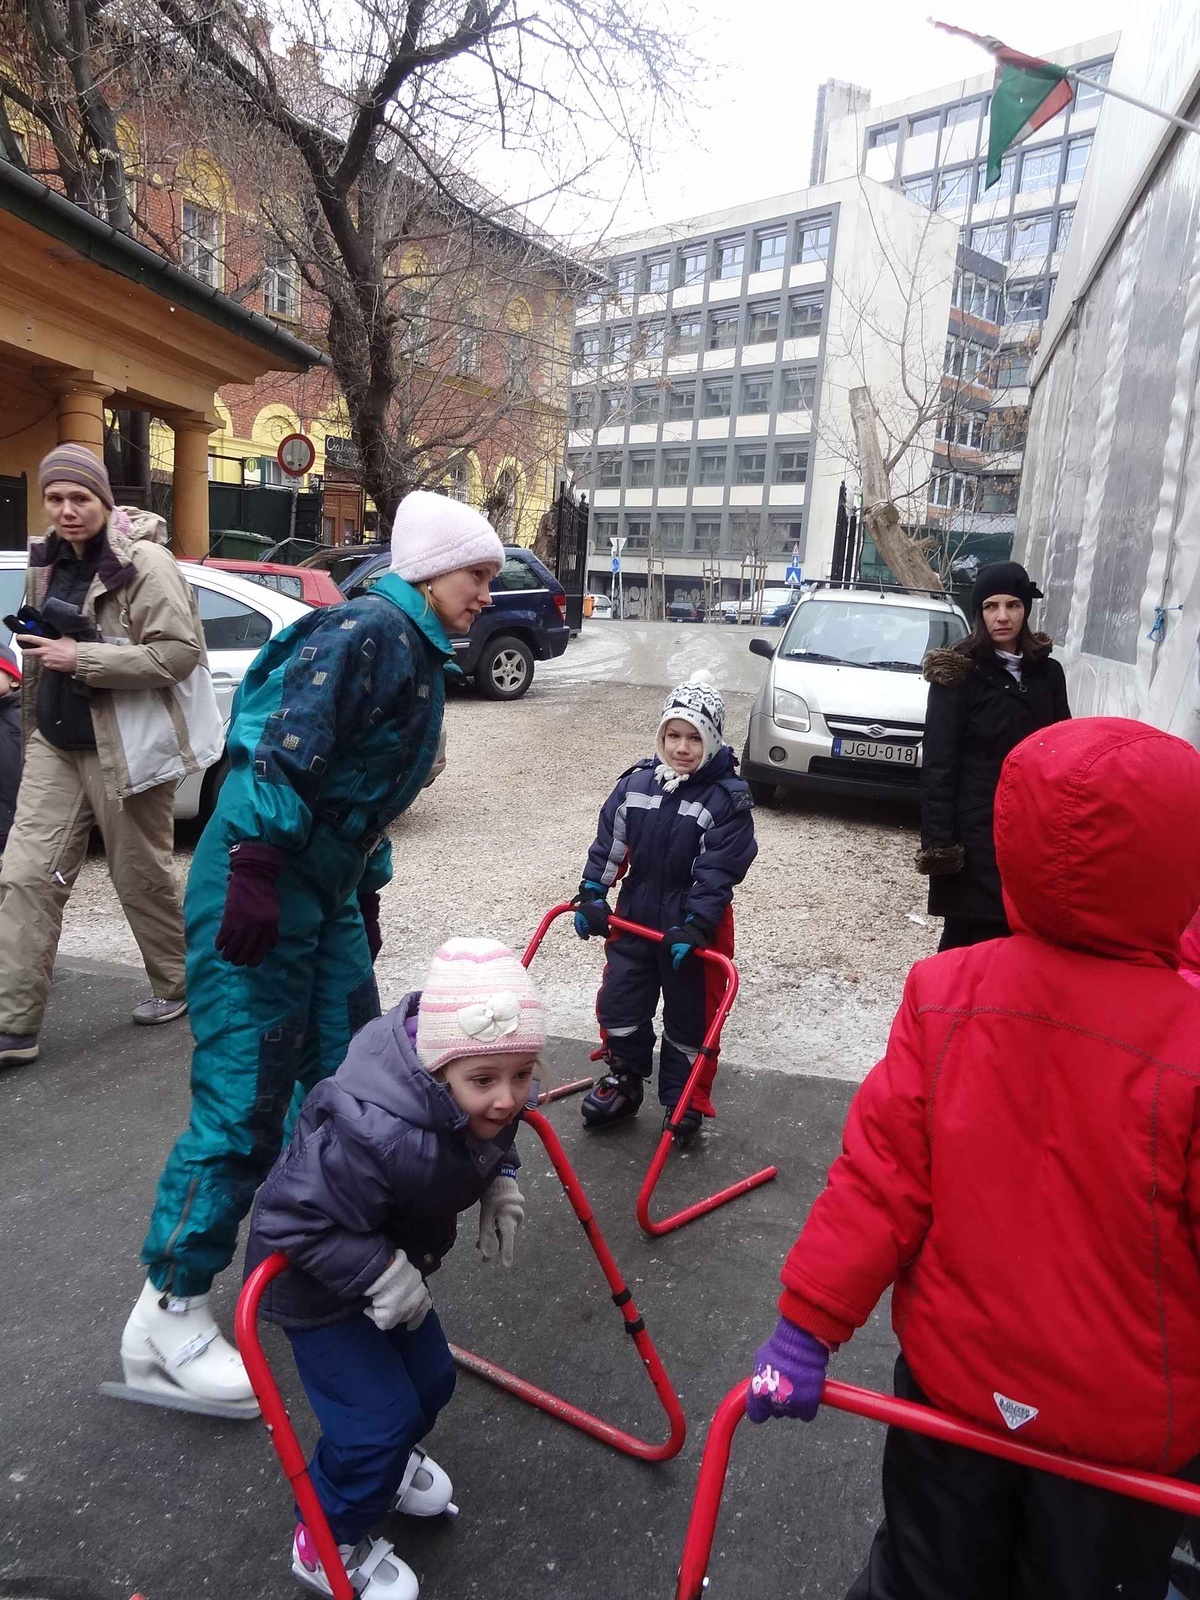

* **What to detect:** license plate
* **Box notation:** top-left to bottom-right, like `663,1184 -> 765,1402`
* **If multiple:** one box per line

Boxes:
832,737 -> 919,766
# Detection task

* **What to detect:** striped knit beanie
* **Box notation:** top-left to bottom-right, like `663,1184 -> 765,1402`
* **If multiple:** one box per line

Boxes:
38,444 -> 114,509
416,938 -> 545,1073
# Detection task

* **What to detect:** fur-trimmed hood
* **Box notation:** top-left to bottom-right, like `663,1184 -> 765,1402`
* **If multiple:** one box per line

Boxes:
923,632 -> 1054,689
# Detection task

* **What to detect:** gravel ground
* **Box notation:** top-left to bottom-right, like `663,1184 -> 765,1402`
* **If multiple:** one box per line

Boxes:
57,651 -> 940,1083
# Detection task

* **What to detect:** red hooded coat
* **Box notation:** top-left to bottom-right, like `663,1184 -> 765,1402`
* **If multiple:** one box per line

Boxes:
780,717 -> 1200,1471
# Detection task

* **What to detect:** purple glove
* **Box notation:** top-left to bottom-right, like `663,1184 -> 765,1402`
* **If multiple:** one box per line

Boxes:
745,1317 -> 829,1423
358,889 -> 382,962
214,841 -> 285,967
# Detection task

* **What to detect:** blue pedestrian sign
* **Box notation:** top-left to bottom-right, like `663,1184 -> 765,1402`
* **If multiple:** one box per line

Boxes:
785,558 -> 803,587
611,557 -> 621,573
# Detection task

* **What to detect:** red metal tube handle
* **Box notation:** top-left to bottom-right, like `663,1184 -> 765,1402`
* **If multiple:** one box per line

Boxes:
451,1107 -> 686,1462
236,1253 -> 356,1600
522,904 -> 779,1236
676,1377 -> 1200,1599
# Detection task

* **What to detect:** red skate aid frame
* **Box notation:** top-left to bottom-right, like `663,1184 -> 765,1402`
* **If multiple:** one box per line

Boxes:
522,903 -> 778,1235
675,1378 -> 1200,1600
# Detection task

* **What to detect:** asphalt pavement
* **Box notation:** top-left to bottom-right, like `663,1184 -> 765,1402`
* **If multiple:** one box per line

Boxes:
0,957 -> 901,1600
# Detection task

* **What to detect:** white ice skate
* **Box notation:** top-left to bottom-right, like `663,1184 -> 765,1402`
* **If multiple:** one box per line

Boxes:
292,1525 -> 419,1600
394,1446 -> 458,1518
100,1277 -> 260,1420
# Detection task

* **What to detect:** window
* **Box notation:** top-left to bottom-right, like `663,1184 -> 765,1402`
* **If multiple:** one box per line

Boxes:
714,237 -> 745,280
745,303 -> 779,345
945,98 -> 981,126
781,367 -> 816,411
702,379 -> 732,418
457,307 -> 482,376
788,293 -> 823,336
693,519 -> 721,553
903,178 -> 934,207
979,476 -> 1019,514
593,517 -> 617,549
735,448 -> 766,486
1073,62 -> 1110,112
601,389 -> 625,422
260,458 -> 288,487
769,517 -> 805,553
707,310 -> 739,350
659,519 -> 685,551
740,375 -> 772,415
492,556 -> 541,592
754,230 -> 787,272
970,223 -> 1008,260
193,585 -> 271,652
976,154 -> 1016,198
996,350 -> 1031,387
574,330 -> 600,367
570,392 -> 594,429
727,515 -> 761,554
506,330 -> 531,390
607,326 -> 633,365
264,235 -> 298,318
403,287 -> 430,357
639,321 -> 665,361
909,112 -> 940,139
671,312 -> 701,355
624,519 -> 650,549
668,385 -> 695,420
629,454 -> 655,487
937,169 -> 971,212
796,221 -> 831,263
1010,214 -> 1053,262
630,388 -> 658,424
775,446 -> 809,485
597,456 -> 622,487
614,261 -> 637,294
1065,135 -> 1092,184
1056,209 -> 1074,250
446,460 -> 469,502
678,247 -> 707,286
182,203 -> 219,287
697,449 -> 726,486
1019,146 -> 1061,194
868,124 -> 899,148
662,452 -> 690,486
645,256 -> 670,293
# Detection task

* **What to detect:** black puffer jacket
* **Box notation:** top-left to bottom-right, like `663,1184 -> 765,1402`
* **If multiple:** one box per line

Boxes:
244,992 -> 521,1329
918,636 -> 1070,922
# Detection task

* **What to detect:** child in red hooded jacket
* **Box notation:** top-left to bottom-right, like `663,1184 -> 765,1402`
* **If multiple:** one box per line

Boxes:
747,717 -> 1200,1600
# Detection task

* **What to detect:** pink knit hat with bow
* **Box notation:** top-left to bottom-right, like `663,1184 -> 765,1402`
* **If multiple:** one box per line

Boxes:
416,938 -> 545,1073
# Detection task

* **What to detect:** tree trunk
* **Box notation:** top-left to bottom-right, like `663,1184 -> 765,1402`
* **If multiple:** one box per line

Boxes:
849,386 -> 942,592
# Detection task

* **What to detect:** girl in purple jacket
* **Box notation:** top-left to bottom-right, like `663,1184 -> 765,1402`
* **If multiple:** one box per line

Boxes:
245,938 -> 545,1600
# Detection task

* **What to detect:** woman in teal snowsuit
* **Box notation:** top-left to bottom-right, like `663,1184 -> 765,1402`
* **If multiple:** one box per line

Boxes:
117,493 -> 505,1416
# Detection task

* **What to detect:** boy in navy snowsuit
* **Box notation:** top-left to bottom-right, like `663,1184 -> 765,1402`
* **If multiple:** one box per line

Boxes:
573,679 -> 757,1143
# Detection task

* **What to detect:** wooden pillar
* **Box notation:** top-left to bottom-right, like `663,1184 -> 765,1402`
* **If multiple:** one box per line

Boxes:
171,415 -> 215,559
37,371 -> 114,455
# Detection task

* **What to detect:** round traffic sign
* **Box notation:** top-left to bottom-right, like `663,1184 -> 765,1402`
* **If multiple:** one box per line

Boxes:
277,432 -> 316,477
611,557 -> 621,573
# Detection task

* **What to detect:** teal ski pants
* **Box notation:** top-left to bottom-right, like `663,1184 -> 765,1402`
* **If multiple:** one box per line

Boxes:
141,822 -> 379,1296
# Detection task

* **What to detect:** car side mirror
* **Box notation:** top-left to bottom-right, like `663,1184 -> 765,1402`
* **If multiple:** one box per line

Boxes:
749,637 -> 775,660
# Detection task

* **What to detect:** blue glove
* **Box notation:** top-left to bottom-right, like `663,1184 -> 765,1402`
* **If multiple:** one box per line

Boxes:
745,1317 -> 829,1424
573,881 -> 610,940
665,919 -> 710,970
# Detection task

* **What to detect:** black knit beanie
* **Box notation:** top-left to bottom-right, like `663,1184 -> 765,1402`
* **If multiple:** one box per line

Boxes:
971,561 -> 1043,619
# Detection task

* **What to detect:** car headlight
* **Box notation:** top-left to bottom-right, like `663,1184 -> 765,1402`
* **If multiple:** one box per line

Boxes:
772,687 -> 810,732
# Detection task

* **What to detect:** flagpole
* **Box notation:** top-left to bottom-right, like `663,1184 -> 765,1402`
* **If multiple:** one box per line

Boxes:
1062,70 -> 1200,137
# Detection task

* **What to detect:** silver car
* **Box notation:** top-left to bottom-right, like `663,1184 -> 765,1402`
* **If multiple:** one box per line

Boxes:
742,582 -> 968,805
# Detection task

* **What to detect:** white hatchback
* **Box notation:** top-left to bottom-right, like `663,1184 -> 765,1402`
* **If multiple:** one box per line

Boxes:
0,553 -> 310,821
741,582 -> 968,804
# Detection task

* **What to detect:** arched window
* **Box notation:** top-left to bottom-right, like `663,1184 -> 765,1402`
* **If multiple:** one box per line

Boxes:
494,467 -> 518,537
447,459 -> 470,502
457,304 -> 482,377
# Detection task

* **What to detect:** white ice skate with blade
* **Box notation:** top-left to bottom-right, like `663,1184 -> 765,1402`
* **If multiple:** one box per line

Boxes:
292,1525 -> 418,1599
101,1277 -> 260,1419
395,1446 -> 457,1517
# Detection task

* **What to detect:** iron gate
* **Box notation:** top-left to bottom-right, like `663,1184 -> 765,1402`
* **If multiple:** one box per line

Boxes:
554,488 -> 589,632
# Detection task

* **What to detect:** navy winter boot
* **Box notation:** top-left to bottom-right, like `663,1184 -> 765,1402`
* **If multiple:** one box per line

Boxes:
581,1072 -> 645,1128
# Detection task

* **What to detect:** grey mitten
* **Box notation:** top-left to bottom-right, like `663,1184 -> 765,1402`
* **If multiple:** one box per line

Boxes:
476,1172 -> 525,1268
364,1251 -> 432,1330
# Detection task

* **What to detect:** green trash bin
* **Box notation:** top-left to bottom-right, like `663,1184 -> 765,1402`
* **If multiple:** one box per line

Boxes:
207,529 -> 275,560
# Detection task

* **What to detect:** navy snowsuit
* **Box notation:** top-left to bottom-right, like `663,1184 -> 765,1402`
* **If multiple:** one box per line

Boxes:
244,991 -> 521,1544
582,745 -> 757,1110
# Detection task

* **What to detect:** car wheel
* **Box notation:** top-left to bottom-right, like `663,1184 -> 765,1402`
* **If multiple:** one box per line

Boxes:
748,778 -> 777,807
476,634 -> 534,701
198,752 -> 229,825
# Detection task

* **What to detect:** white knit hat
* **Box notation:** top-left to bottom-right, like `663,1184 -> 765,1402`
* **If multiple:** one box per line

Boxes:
656,678 -> 726,773
416,938 -> 545,1073
391,490 -> 505,584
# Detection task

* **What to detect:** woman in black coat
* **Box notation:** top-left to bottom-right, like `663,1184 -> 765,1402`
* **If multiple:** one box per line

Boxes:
918,562 -> 1070,952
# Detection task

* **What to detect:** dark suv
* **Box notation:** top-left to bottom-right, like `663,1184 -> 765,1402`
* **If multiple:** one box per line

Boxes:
331,545 -> 570,700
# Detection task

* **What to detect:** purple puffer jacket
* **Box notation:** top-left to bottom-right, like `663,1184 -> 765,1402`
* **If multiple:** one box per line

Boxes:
244,991 -> 521,1329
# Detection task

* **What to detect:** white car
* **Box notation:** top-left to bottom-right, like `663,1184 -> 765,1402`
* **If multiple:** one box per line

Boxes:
0,553 -> 310,822
586,592 -> 614,619
741,582 -> 968,804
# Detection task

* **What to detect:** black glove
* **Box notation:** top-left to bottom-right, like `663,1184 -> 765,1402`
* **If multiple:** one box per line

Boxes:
573,880 -> 611,940
665,916 -> 712,970
358,889 -> 382,962
41,597 -> 99,641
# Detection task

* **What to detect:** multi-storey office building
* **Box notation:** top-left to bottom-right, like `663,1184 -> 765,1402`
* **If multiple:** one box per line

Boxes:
816,34 -> 1118,546
567,180 -> 959,606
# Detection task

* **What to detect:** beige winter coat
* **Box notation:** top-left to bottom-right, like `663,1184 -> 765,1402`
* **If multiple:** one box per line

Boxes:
22,507 -> 221,800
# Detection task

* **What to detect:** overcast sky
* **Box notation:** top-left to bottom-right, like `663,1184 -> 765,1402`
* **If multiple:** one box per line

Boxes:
548,0 -> 1131,242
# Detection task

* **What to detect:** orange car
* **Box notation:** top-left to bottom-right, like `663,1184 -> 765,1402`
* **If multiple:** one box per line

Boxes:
197,557 -> 344,608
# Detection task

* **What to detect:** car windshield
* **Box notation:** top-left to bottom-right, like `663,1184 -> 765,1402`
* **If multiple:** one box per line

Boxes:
780,600 -> 966,670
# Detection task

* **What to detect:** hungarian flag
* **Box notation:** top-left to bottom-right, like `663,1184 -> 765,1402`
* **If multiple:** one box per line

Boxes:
932,23 -> 1074,188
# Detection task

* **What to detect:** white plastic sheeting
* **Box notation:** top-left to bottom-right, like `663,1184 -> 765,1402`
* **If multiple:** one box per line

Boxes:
1017,0 -> 1200,742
